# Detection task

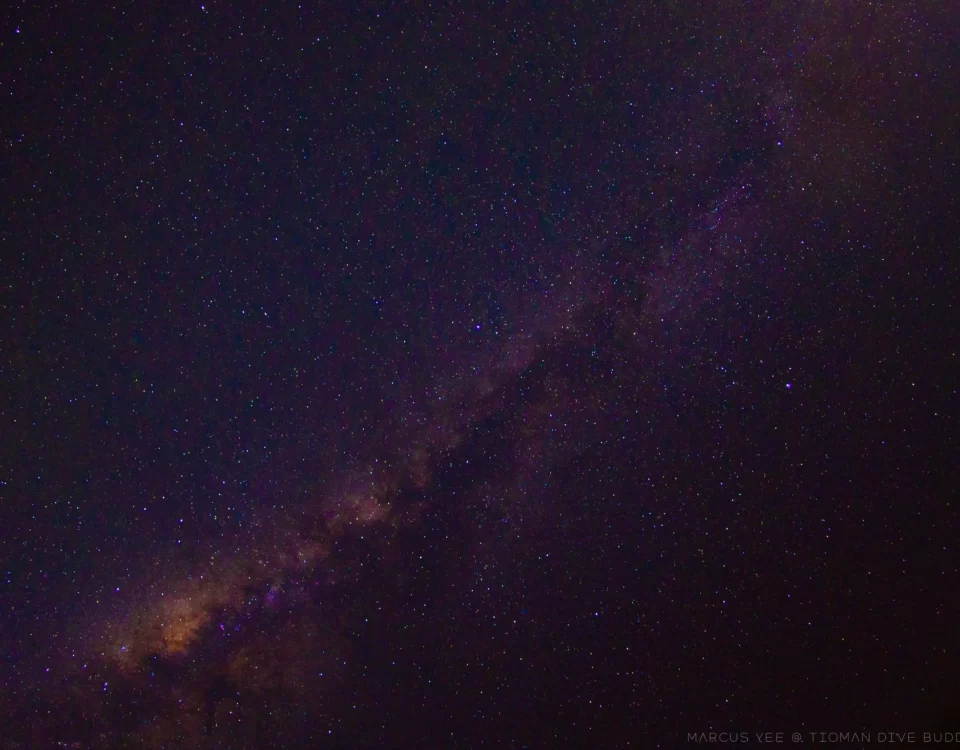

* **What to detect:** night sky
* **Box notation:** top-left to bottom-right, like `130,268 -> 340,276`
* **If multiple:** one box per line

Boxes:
1,1 -> 957,747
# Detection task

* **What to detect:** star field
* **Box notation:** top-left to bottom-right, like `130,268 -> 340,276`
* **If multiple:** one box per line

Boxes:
1,0 -> 957,747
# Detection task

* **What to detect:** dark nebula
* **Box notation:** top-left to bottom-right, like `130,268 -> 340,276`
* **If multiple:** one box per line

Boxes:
1,1 -> 957,747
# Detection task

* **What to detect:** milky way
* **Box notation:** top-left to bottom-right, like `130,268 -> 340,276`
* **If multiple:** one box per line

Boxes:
2,1 -> 957,747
